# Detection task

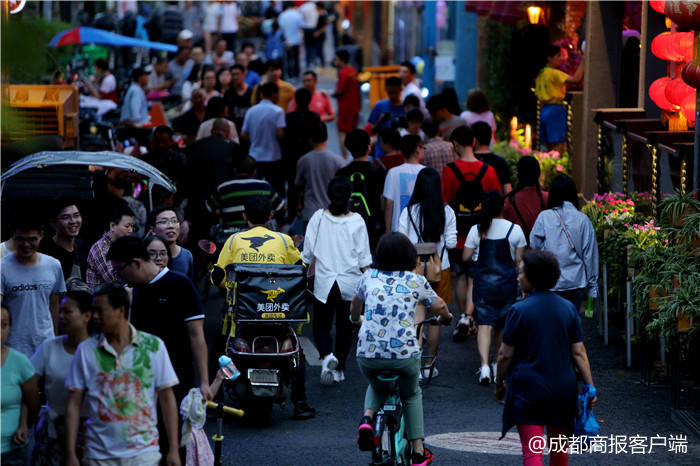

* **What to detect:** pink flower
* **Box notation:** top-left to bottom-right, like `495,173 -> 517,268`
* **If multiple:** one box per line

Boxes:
621,208 -> 628,212
556,164 -> 564,172
551,151 -> 561,160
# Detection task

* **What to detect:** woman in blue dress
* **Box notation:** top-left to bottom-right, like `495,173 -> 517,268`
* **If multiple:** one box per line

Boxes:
494,249 -> 598,466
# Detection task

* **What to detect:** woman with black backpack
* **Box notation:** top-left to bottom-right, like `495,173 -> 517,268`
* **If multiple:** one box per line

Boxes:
398,168 -> 457,379
462,191 -> 526,386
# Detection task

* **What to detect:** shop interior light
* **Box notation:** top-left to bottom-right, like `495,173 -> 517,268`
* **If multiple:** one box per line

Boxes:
527,6 -> 542,25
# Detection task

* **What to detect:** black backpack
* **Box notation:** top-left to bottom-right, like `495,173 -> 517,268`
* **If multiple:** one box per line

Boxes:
447,162 -> 489,236
348,171 -> 373,221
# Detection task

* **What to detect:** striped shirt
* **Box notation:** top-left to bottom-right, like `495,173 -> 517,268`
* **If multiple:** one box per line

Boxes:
207,176 -> 286,228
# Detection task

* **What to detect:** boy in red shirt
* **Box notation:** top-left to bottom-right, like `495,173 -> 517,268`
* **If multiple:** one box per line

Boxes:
441,126 -> 501,341
333,50 -> 361,160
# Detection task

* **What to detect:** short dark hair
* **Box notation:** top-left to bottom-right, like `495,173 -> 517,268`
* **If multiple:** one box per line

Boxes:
294,87 -> 312,108
244,196 -> 272,225
48,199 -> 79,221
303,70 -> 317,80
107,236 -> 150,263
471,121 -> 492,146
385,76 -> 402,89
231,64 -> 245,73
335,49 -> 350,63
154,56 -> 168,65
422,118 -> 439,138
93,282 -> 131,319
267,59 -> 283,71
94,58 -> 109,71
310,121 -> 328,144
65,286 -> 94,315
379,128 -> 401,149
426,94 -> 446,115
400,134 -> 423,158
148,204 -> 178,229
400,61 -> 416,75
131,67 -> 148,81
547,44 -> 562,58
235,155 -> 256,175
10,210 -> 44,235
106,204 -> 135,230
1,304 -> 10,326
373,232 -> 417,272
466,89 -> 490,113
177,45 -> 192,55
406,108 -> 424,123
521,249 -> 561,291
344,129 -> 371,158
205,95 -> 227,117
153,125 -> 174,138
327,176 -> 351,216
548,174 -> 579,209
260,81 -> 279,97
403,94 -> 420,108
450,125 -> 474,147
241,41 -> 255,51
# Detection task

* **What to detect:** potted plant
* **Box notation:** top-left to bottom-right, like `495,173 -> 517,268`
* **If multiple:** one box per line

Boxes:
658,189 -> 700,228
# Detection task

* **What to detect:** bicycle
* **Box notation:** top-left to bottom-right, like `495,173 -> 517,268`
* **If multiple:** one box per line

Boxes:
368,317 -> 445,466
206,401 -> 245,466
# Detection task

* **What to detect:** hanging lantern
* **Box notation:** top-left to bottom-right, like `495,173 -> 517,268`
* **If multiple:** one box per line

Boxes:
665,1 -> 700,30
649,77 -> 678,111
651,32 -> 682,62
682,61 -> 700,89
665,77 -> 694,106
672,32 -> 694,63
649,0 -> 665,15
527,6 -> 542,25
680,92 -> 696,123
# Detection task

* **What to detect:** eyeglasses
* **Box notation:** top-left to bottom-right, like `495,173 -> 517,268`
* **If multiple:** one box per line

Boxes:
155,218 -> 179,226
13,235 -> 40,243
58,212 -> 82,222
148,250 -> 169,259
112,260 -> 135,274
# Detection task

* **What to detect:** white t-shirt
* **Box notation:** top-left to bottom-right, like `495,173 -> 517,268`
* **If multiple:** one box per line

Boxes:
1,253 -> 66,357
465,218 -> 526,262
398,204 -> 457,270
382,163 -> 425,232
31,336 -> 89,423
302,210 -> 372,303
202,2 -> 222,32
401,80 -> 426,113
460,110 -> 497,144
220,2 -> 240,33
300,1 -> 319,29
278,8 -> 304,46
195,117 -> 239,144
99,74 -> 117,94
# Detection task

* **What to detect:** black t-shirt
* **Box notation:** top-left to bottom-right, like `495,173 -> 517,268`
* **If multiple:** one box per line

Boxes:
38,237 -> 86,281
172,109 -> 203,138
476,152 -> 512,188
284,109 -> 321,166
336,160 -> 386,239
131,270 -> 205,389
224,86 -> 253,132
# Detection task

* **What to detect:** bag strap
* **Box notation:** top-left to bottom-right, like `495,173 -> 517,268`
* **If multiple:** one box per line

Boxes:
505,223 -> 515,239
474,163 -> 489,183
552,208 -> 588,280
448,162 -> 467,186
407,206 -> 423,243
508,193 -> 530,239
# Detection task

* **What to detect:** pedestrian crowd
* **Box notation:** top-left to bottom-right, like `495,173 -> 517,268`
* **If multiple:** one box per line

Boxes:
2,5 -> 600,461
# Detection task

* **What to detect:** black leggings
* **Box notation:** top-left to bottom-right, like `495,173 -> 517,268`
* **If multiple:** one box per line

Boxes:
313,282 -> 353,371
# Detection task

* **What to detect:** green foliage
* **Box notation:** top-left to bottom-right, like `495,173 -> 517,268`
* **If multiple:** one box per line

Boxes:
658,189 -> 700,225
1,16 -> 74,83
479,18 -> 516,122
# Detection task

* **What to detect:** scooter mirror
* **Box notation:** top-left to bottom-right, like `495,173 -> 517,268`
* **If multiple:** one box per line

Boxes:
198,239 -> 217,255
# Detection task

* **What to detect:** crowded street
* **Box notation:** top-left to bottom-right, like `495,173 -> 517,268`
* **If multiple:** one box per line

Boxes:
2,1 -> 700,466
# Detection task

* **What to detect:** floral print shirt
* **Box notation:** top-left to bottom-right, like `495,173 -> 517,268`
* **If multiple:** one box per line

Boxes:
65,325 -> 178,460
354,269 -> 437,359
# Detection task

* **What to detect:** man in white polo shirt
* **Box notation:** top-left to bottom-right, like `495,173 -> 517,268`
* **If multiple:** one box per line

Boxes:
241,81 -> 287,196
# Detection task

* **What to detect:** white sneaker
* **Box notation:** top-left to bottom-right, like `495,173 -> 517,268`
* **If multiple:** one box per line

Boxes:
332,369 -> 345,383
491,363 -> 497,384
421,367 -> 439,380
320,353 -> 339,386
477,365 -> 491,386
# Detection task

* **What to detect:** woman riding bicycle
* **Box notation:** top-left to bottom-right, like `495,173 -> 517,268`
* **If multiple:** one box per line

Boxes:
350,232 -> 452,466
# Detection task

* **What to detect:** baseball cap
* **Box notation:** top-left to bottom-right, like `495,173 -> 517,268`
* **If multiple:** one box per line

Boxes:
178,29 -> 193,41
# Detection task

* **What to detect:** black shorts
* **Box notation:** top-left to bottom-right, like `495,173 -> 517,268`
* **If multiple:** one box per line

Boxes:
448,249 -> 474,277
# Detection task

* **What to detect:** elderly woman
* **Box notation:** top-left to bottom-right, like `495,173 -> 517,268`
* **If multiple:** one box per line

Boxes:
494,249 -> 597,466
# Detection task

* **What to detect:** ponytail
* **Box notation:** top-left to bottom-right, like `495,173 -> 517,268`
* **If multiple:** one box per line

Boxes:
478,190 -> 505,238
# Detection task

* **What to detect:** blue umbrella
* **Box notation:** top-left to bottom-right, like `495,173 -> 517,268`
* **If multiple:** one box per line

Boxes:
48,26 -> 177,52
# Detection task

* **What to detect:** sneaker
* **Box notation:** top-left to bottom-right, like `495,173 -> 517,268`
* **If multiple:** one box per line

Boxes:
293,401 -> 316,420
421,367 -> 438,380
452,314 -> 470,342
320,353 -> 339,386
357,416 -> 374,451
411,447 -> 434,466
491,363 -> 497,383
477,365 -> 491,386
332,369 -> 345,383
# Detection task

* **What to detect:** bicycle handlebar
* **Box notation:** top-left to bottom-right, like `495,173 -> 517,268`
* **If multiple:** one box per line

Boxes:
206,401 -> 245,417
416,316 -> 447,334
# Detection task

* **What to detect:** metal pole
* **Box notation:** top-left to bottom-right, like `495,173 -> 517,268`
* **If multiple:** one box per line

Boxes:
422,1 -> 437,96
603,264 -> 609,345
626,277 -> 632,368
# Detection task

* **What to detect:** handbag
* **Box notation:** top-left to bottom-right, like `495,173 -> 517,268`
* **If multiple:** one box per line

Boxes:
553,208 -> 589,282
408,206 -> 443,284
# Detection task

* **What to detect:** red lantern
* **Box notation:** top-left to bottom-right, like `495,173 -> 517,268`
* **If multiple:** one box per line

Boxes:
651,32 -> 685,62
672,32 -> 694,63
649,1 -> 665,15
682,61 -> 700,88
665,77 -> 694,106
680,92 -> 696,123
649,77 -> 678,111
665,1 -> 700,30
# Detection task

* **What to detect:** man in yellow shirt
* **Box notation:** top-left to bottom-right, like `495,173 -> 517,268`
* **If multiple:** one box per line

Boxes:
251,60 -> 296,112
212,196 -> 315,419
535,45 -> 583,152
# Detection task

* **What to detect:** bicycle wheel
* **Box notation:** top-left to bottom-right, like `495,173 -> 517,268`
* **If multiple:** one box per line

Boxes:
372,413 -> 391,465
